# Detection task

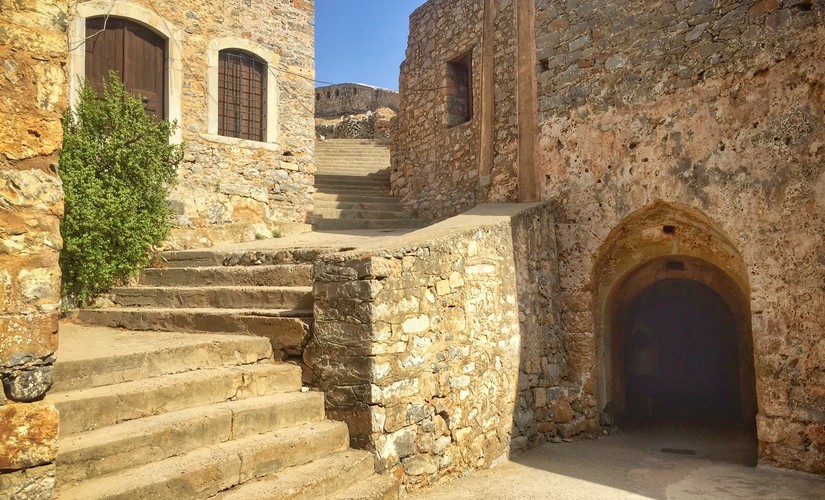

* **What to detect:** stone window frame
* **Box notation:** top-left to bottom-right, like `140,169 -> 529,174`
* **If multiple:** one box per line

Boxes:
205,37 -> 280,149
69,0 -> 184,144
444,48 -> 474,128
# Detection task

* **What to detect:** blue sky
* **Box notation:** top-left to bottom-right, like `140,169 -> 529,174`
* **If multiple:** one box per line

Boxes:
314,0 -> 427,91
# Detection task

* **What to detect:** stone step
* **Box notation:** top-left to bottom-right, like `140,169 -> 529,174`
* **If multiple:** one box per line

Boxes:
316,174 -> 390,185
47,363 -> 302,436
139,264 -> 313,287
315,180 -> 389,190
316,169 -> 390,176
215,449 -> 375,499
314,209 -> 406,221
74,308 -> 312,353
315,185 -> 390,196
111,286 -> 313,310
313,193 -> 401,204
52,327 -> 273,393
56,420 -> 350,500
314,219 -> 425,231
56,391 -> 325,486
313,200 -> 404,212
330,472 -> 401,500
157,248 -> 325,268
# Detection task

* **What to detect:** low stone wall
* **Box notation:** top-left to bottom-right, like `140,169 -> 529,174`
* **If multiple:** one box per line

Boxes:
0,1 -> 67,497
307,203 -> 584,490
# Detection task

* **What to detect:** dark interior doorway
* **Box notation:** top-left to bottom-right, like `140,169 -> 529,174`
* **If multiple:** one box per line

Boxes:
621,279 -> 743,422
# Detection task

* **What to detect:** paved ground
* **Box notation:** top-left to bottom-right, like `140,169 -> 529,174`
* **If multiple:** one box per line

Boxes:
411,422 -> 824,499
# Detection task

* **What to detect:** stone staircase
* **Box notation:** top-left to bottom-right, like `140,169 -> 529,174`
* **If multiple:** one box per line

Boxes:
74,249 -> 315,359
60,248 -> 400,499
314,139 -> 423,230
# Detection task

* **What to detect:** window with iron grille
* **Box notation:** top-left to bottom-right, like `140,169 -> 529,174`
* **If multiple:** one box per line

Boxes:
218,49 -> 266,141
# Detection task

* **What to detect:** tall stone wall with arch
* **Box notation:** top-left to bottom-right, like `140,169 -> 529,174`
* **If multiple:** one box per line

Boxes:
396,0 -> 825,473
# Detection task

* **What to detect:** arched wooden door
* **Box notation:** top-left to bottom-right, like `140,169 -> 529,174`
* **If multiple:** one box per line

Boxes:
85,17 -> 166,119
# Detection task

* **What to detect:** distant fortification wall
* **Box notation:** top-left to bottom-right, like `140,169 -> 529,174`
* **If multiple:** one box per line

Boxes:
316,83 -> 399,118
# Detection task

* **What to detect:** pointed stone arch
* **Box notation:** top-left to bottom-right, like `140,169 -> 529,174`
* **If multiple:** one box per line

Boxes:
591,200 -> 757,425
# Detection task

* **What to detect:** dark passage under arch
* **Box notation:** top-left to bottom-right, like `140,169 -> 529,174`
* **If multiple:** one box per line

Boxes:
622,279 -> 742,421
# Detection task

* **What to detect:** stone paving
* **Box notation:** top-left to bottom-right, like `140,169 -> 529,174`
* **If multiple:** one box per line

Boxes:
411,422 -> 825,499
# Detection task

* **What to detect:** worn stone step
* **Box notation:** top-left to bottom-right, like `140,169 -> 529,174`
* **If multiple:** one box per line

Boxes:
316,170 -> 390,177
313,193 -> 402,204
216,449 -> 375,500
314,209 -> 405,221
56,420 -> 350,500
47,363 -> 302,436
139,264 -> 313,287
313,200 -> 404,212
53,326 -> 273,393
315,185 -> 390,196
74,308 -> 312,352
157,248 -> 325,268
314,219 -> 425,231
111,286 -> 313,310
315,175 -> 390,186
330,473 -> 401,500
56,391 -> 325,486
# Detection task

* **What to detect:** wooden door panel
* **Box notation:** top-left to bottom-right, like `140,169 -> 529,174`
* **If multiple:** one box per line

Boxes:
85,18 -> 124,94
85,17 -> 166,119
123,22 -> 165,118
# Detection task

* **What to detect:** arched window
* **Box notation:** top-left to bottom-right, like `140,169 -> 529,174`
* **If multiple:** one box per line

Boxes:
218,49 -> 267,142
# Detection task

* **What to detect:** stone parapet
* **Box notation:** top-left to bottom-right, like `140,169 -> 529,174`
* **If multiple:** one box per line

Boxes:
306,203 -> 584,490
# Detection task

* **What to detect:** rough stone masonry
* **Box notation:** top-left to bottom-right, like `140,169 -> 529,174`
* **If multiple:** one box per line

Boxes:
393,0 -> 825,478
0,0 -> 67,497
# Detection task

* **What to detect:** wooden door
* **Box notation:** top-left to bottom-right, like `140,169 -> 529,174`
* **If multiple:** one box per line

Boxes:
85,17 -> 166,119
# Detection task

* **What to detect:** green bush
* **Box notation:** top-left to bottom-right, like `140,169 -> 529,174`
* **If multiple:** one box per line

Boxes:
59,73 -> 183,305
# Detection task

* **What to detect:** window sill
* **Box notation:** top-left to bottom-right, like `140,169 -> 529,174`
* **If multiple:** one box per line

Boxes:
200,133 -> 280,151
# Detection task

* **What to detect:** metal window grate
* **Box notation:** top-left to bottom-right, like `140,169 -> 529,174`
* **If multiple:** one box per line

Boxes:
218,50 -> 266,142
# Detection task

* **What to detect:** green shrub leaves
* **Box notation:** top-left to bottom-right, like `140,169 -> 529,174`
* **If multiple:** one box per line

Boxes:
59,74 -> 183,305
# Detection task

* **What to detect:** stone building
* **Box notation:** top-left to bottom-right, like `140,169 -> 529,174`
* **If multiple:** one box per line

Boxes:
389,0 -> 825,478
1,0 -> 315,496
68,0 -> 316,248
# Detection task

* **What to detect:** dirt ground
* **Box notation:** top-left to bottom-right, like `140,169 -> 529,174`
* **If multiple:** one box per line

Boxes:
410,421 -> 824,499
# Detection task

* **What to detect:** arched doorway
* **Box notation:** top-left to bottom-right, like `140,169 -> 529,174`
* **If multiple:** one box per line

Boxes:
592,201 -> 758,462
608,257 -> 756,425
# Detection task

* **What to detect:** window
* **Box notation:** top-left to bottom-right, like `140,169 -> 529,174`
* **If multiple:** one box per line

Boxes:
445,50 -> 473,127
218,49 -> 266,142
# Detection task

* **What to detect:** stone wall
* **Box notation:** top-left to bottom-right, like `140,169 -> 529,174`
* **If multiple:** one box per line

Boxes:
306,204 -> 582,490
70,0 -> 316,248
0,0 -> 67,497
315,108 -> 397,141
394,0 -> 825,474
391,0 -> 521,221
315,83 -> 399,118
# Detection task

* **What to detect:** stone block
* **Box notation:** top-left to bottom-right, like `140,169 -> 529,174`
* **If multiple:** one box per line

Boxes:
0,402 -> 58,469
551,399 -> 575,423
557,416 -> 587,439
0,463 -> 55,500
402,455 -> 438,476
0,314 -> 58,366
